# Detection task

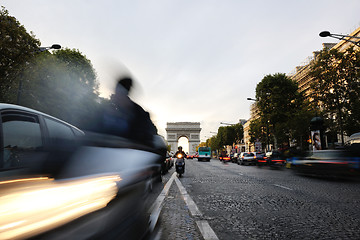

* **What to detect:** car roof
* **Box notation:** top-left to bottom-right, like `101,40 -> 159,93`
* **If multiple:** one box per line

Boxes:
0,103 -> 83,133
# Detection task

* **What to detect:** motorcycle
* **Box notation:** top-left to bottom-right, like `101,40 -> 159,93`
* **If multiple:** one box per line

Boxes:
175,153 -> 185,177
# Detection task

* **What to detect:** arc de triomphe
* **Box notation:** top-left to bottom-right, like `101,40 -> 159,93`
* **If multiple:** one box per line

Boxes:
166,122 -> 201,154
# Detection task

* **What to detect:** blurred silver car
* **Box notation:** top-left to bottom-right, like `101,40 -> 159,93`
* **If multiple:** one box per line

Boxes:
238,152 -> 257,165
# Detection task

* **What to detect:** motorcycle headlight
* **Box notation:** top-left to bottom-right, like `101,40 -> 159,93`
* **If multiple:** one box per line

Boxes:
177,154 -> 182,158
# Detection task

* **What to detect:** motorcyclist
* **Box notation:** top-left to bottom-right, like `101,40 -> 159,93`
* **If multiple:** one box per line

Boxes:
174,146 -> 186,174
174,146 -> 187,160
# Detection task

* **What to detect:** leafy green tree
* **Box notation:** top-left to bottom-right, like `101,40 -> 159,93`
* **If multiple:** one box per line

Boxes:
215,124 -> 243,149
0,6 -> 100,129
20,48 -> 99,127
208,135 -> 221,151
232,123 -> 244,144
249,118 -> 269,150
255,73 -> 305,149
310,47 -> 360,142
196,142 -> 207,151
0,6 -> 41,103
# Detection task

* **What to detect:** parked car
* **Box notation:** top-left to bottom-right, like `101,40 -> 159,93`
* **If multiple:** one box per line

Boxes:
162,151 -> 174,174
238,152 -> 256,165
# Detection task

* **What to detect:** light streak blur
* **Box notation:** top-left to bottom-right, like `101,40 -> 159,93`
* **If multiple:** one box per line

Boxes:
0,175 -> 121,239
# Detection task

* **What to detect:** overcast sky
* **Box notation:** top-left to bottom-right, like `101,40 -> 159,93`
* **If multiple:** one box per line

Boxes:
3,0 -> 360,142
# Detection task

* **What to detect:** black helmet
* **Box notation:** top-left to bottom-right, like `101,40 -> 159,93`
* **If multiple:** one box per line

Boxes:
116,77 -> 132,94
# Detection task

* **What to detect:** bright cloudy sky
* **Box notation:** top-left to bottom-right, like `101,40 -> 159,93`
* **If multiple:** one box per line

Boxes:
2,0 -> 360,141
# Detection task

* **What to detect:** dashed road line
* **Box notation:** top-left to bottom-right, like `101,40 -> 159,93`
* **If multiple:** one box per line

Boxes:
273,184 -> 293,191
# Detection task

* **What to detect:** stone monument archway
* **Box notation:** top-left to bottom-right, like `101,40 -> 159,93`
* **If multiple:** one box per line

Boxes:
166,122 -> 201,154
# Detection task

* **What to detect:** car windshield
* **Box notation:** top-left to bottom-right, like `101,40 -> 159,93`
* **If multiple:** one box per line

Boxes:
244,153 -> 254,157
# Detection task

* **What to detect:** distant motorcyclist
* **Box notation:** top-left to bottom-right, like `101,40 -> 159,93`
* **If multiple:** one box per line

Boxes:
174,146 -> 187,160
174,146 -> 186,177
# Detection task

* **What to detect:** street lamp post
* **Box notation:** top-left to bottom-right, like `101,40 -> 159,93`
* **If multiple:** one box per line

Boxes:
39,44 -> 62,52
220,122 -> 236,126
319,31 -> 360,47
247,97 -> 270,152
17,44 -> 61,105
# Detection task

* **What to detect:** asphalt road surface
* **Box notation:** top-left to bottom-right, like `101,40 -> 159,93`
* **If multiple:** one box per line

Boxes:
156,158 -> 360,240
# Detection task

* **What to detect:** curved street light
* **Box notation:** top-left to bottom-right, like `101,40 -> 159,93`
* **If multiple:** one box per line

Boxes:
246,97 -> 256,101
319,31 -> 360,47
39,44 -> 62,52
220,122 -> 236,126
17,44 -> 62,104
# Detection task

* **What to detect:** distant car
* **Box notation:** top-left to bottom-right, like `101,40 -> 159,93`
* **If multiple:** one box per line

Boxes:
238,152 -> 256,165
164,151 -> 174,173
255,153 -> 268,166
292,150 -> 360,178
266,151 -> 286,168
187,154 -> 194,159
230,153 -> 237,163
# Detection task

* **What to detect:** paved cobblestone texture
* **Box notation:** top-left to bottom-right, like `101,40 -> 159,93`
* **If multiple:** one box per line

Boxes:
178,159 -> 360,240
157,176 -> 203,240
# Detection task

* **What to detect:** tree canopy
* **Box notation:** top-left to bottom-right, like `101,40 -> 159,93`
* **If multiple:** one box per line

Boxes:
0,6 -> 100,128
252,73 -> 310,150
205,124 -> 243,152
310,47 -> 360,140
0,6 -> 41,102
19,48 -> 100,127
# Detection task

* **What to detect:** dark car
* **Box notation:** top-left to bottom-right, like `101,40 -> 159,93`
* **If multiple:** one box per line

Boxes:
291,150 -> 360,178
219,151 -> 231,162
255,153 -> 268,166
0,103 -> 163,239
162,151 -> 174,174
266,151 -> 286,168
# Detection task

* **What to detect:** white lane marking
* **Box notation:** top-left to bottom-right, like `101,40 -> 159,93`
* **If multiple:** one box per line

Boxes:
196,220 -> 219,240
149,172 -> 176,231
174,177 -> 219,240
273,184 -> 293,191
174,177 -> 202,217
